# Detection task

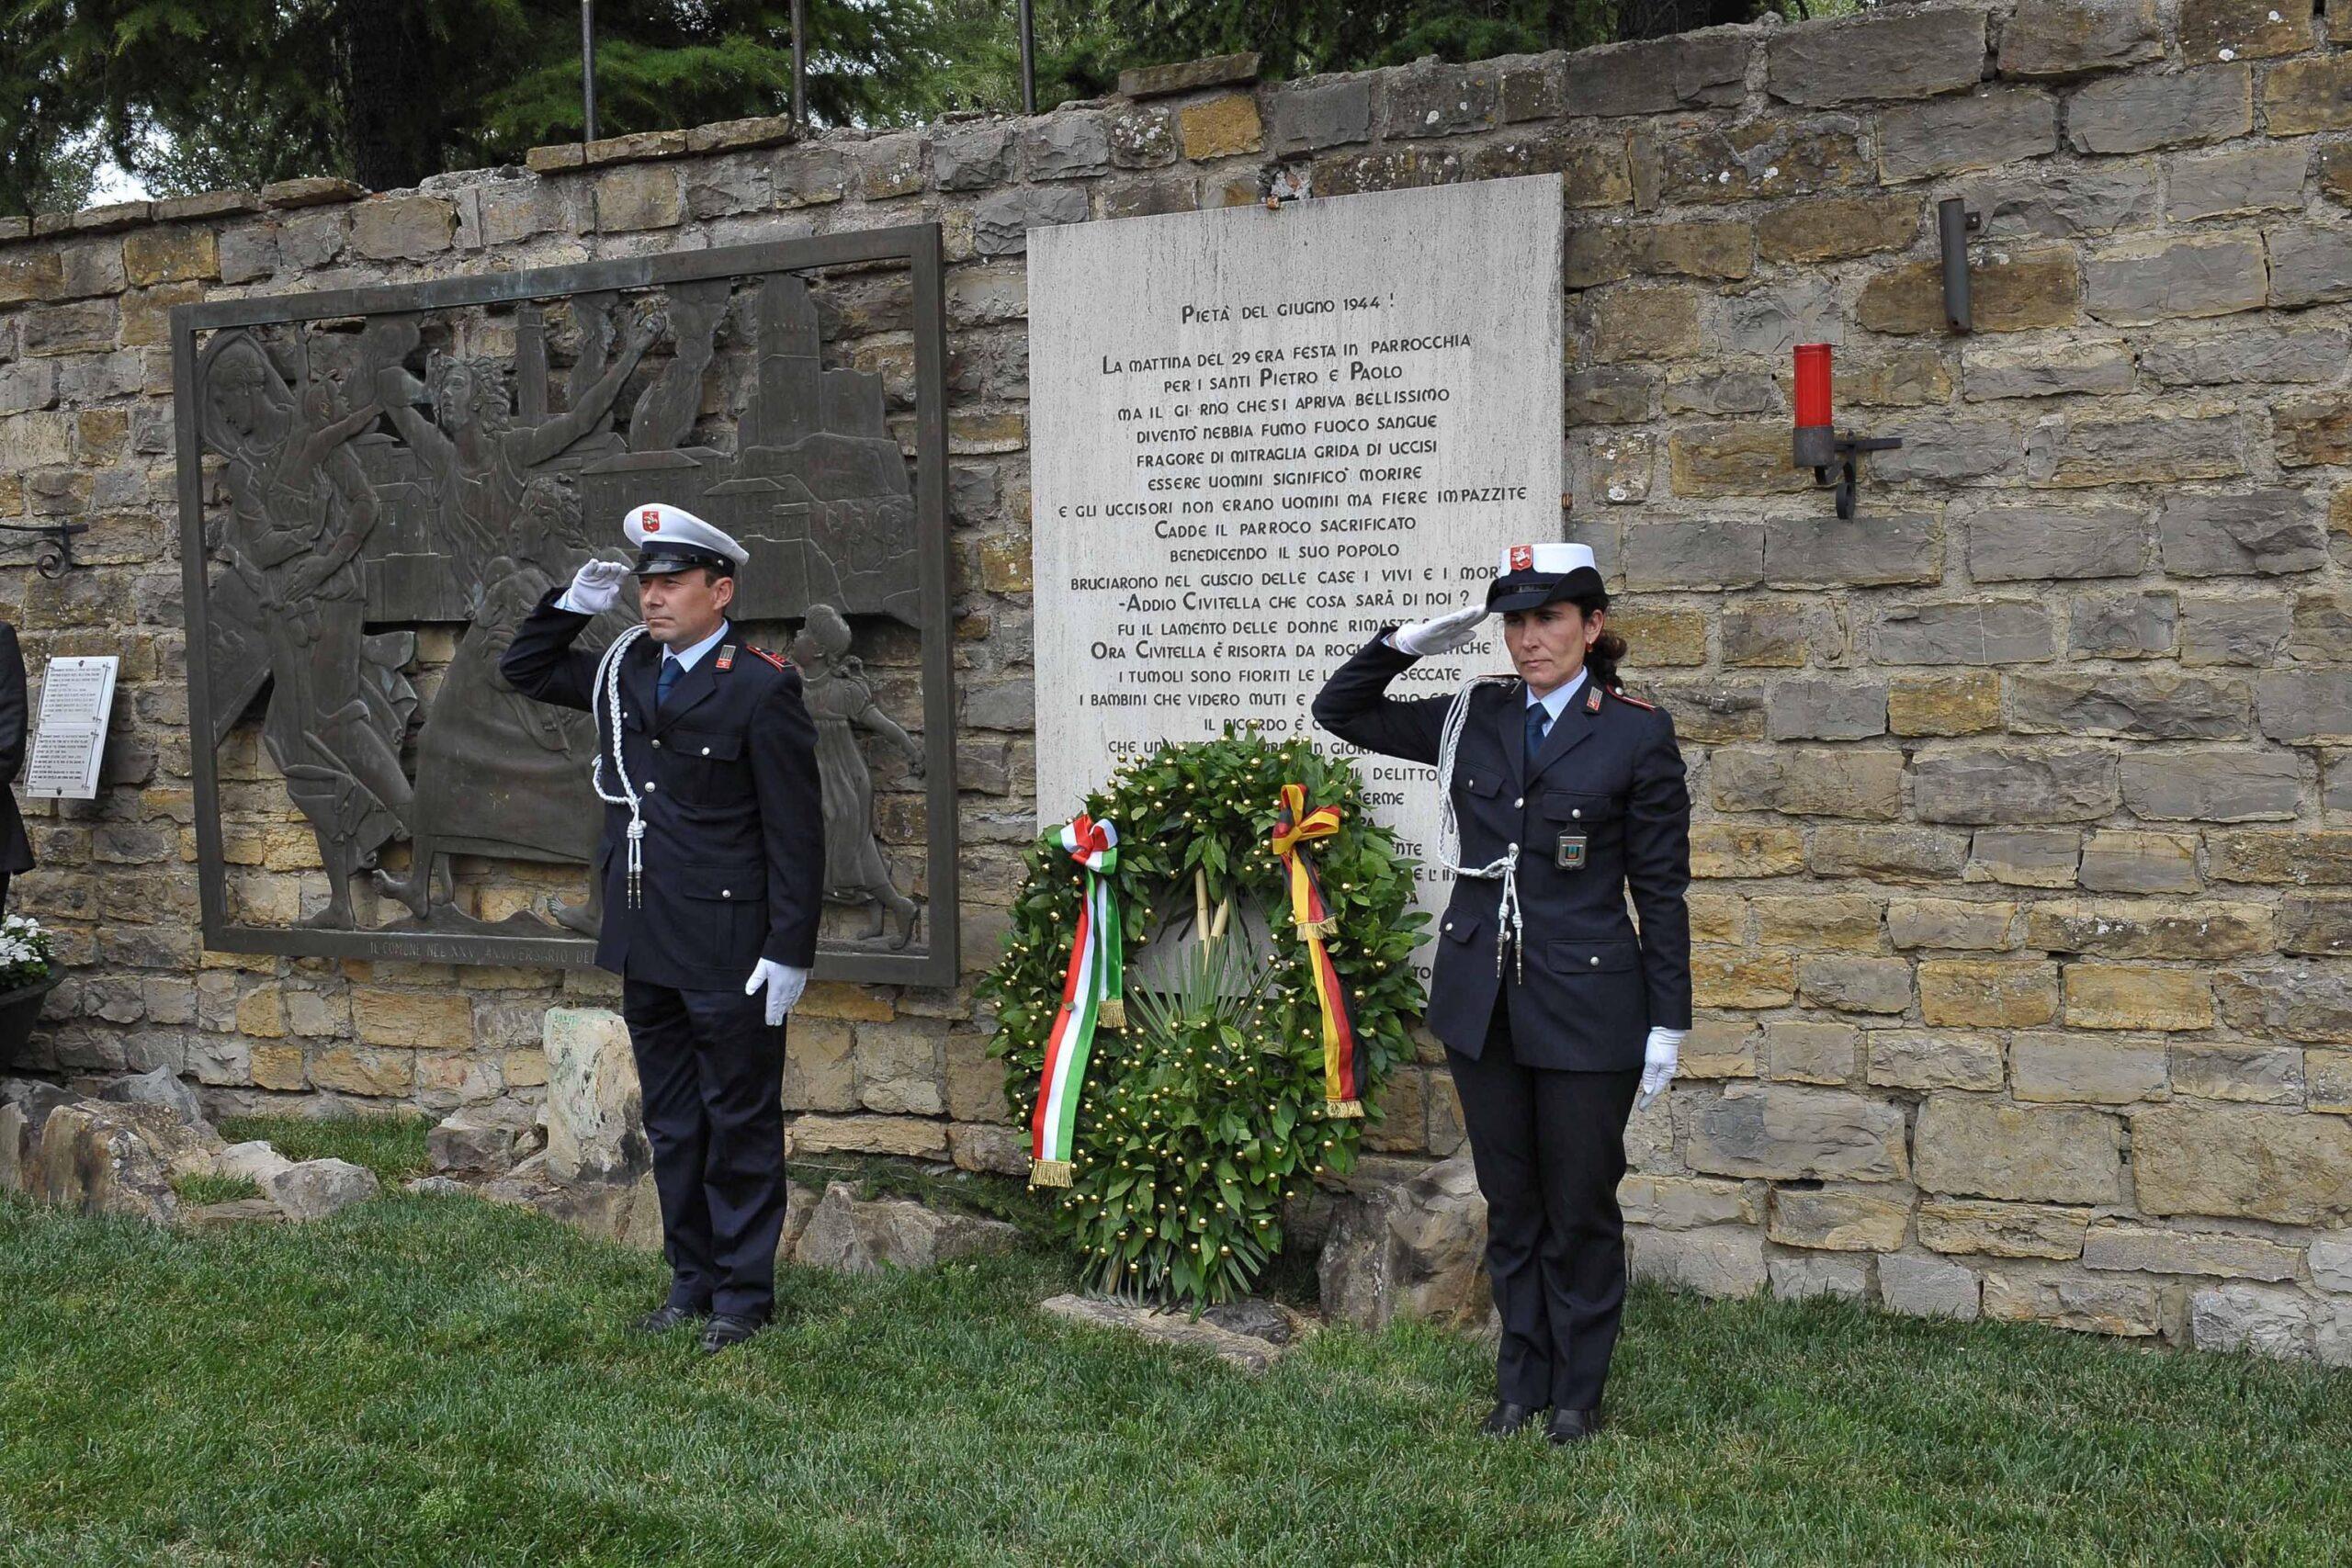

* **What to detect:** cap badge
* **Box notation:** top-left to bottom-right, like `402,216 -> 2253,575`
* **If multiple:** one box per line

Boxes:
1510,545 -> 1533,572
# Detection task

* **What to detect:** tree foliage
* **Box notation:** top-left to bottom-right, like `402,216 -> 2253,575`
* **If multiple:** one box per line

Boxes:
6,0 -> 1002,200
0,0 -> 1774,210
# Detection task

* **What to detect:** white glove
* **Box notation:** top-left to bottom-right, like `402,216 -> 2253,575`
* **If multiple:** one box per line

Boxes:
744,959 -> 810,1026
1636,1026 -> 1685,1111
1390,603 -> 1489,658
560,558 -> 630,615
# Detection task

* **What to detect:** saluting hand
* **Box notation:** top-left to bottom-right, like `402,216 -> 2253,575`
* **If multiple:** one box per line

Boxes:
562,558 -> 631,616
745,958 -> 810,1026
1390,603 -> 1489,658
1636,1027 -> 1684,1111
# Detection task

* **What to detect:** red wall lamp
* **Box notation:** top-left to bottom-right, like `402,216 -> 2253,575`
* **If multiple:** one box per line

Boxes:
1792,343 -> 1900,521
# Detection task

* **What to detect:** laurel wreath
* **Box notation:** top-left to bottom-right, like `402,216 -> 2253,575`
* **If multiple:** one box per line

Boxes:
979,728 -> 1427,1306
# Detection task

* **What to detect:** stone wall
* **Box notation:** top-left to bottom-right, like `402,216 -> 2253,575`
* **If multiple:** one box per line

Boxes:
3,0 -> 2351,1356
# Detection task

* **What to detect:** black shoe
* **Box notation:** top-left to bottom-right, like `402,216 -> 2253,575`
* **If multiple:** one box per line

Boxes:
634,1303 -> 709,1336
1546,1407 -> 1602,1446
699,1313 -> 765,1356
1478,1401 -> 1541,1437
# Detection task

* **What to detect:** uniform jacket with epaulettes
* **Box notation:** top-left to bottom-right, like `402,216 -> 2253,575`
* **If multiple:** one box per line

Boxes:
502,588 -> 825,991
1312,632 -> 1692,1071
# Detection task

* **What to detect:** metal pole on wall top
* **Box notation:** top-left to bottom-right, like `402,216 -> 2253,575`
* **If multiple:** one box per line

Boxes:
1017,0 -> 1036,114
791,0 -> 808,123
581,0 -> 598,142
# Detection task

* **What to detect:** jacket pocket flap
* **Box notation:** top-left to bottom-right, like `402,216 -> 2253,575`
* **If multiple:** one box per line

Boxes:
676,862 -> 764,902
1541,790 -> 1618,823
671,728 -> 743,761
1548,938 -> 1639,972
1441,913 -> 1485,945
1458,769 -> 1502,798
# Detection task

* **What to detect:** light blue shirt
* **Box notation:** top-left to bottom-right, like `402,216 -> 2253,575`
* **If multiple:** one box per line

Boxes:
1524,667 -> 1589,735
662,619 -> 731,676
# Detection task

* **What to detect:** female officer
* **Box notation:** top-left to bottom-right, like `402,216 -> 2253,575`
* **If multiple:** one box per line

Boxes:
1312,541 -> 1691,1446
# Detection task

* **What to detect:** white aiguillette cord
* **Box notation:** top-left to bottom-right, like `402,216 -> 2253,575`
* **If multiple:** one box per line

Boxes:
590,624 -> 651,908
1435,673 -> 1526,980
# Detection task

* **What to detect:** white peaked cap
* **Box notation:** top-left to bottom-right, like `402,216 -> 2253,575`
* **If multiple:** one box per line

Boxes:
1494,542 -> 1598,578
622,502 -> 750,571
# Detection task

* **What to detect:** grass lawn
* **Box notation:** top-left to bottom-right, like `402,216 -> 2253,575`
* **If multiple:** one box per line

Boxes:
3,1147 -> 2349,1566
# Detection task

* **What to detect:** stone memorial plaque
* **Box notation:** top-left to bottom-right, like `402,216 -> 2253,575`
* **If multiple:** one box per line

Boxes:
1029,177 -> 1565,978
26,656 -> 118,801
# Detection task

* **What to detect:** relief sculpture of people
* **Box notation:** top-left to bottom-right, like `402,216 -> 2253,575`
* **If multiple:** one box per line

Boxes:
792,604 -> 922,949
194,272 -> 929,951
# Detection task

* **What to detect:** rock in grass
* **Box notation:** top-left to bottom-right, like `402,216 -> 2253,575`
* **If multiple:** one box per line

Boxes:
1317,1154 -> 1494,1333
98,1066 -> 215,1140
3,1077 -> 80,1138
542,1007 -> 646,1182
266,1157 -> 380,1221
792,1181 -> 1023,1273
531,1169 -> 664,1251
404,1175 -> 467,1197
0,1101 -> 23,1193
215,1140 -> 294,1185
1038,1294 -> 1287,1374
28,1101 -> 208,1224
781,1182 -> 819,1256
427,1109 -> 516,1178
1201,1298 -> 1310,1347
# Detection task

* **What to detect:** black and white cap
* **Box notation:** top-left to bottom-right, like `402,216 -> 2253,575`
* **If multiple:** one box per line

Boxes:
1484,541 -> 1605,614
622,502 -> 749,578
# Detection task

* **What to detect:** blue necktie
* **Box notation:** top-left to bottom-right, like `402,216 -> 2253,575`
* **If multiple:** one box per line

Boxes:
657,654 -> 683,708
1525,702 -> 1550,768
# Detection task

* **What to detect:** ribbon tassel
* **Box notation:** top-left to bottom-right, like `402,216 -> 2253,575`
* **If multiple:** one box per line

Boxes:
1272,784 -> 1364,1118
1030,815 -> 1123,1188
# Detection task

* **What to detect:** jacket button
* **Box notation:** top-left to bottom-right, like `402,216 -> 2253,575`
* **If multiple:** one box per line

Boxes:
701,746 -> 711,756
651,739 -> 662,749
1589,955 -> 1600,966
721,889 -> 731,899
1572,807 -> 1582,819
1443,920 -> 1453,931
1508,841 -> 1519,853
1513,796 -> 1523,808
645,781 -> 657,792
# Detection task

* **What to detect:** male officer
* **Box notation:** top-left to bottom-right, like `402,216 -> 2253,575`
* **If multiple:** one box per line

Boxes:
503,502 -> 823,1356
1313,542 -> 1691,1442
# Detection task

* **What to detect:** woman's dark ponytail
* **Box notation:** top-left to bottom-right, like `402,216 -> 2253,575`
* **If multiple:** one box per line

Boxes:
1572,592 -> 1628,693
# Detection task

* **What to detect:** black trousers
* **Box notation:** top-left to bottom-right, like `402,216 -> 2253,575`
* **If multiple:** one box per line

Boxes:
1447,1000 -> 1642,1413
620,977 -> 789,1321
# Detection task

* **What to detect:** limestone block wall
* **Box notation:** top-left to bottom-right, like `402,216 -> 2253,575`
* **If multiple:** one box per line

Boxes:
0,0 -> 2348,1352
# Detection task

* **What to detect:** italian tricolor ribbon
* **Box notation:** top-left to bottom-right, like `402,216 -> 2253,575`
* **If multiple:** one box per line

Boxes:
1029,814 -> 1125,1188
1272,784 -> 1363,1119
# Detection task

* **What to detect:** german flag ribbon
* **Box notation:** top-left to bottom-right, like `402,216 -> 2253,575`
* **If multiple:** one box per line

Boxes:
1272,784 -> 1363,1119
1029,815 -> 1124,1188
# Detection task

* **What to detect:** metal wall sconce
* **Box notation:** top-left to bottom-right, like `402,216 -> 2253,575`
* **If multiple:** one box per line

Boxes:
1939,196 -> 1981,333
1792,344 -> 1901,521
0,521 -> 88,578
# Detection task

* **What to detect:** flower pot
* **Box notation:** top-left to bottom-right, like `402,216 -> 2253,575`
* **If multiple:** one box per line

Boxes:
0,974 -> 59,1069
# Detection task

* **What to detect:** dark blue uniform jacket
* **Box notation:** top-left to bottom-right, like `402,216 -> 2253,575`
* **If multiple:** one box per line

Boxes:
1313,633 -> 1692,1071
502,589 -> 825,989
